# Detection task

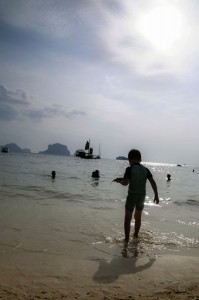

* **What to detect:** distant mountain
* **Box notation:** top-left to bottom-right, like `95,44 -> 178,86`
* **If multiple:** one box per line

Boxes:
1,143 -> 31,153
116,156 -> 128,160
39,143 -> 70,156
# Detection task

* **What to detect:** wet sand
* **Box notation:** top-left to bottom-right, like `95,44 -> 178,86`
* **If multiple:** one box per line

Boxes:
0,251 -> 198,299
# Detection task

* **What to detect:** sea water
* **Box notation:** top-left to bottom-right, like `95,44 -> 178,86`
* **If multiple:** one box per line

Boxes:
0,153 -> 198,260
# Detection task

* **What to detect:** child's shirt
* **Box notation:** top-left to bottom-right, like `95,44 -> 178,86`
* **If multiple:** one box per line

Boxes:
124,163 -> 152,195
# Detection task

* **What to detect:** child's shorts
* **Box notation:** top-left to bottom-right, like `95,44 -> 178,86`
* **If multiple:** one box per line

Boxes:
125,194 -> 145,212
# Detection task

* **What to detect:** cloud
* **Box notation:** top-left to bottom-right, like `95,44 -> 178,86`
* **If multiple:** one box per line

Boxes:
0,84 -> 86,121
1,0 -> 199,74
0,19 -> 59,63
98,0 -> 199,75
0,84 -> 29,121
23,105 -> 86,120
0,2 -> 109,64
0,104 -> 18,121
0,84 -> 29,105
0,1 -> 101,38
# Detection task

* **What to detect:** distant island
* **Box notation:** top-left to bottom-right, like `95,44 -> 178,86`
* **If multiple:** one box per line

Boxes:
0,142 -> 71,156
0,143 -> 31,153
116,156 -> 128,160
39,143 -> 70,156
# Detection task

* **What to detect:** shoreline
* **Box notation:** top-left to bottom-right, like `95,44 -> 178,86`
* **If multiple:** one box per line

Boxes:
0,254 -> 198,299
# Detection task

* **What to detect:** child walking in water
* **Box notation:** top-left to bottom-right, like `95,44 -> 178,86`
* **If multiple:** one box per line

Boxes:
113,149 -> 159,242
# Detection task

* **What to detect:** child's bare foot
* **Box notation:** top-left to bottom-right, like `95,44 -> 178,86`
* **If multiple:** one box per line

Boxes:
124,238 -> 129,244
122,240 -> 128,257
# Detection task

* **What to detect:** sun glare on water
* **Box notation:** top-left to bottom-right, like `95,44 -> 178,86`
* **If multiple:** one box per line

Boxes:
136,5 -> 184,53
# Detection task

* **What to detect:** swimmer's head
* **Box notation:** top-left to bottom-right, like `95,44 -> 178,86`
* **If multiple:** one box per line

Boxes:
51,170 -> 56,178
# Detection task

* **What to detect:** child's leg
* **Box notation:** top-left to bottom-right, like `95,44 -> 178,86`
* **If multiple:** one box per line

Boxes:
134,209 -> 142,238
124,208 -> 133,242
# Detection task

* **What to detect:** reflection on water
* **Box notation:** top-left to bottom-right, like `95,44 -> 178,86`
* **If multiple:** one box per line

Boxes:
91,178 -> 99,187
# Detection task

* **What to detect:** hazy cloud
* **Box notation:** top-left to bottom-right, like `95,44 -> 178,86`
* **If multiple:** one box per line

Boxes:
23,105 -> 86,120
0,85 -> 30,120
0,85 -> 29,105
0,104 -> 18,121
0,2 -> 109,64
0,1 -> 199,163
0,84 -> 86,122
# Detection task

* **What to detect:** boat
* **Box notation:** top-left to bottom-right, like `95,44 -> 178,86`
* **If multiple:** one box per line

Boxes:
76,140 -> 101,159
1,146 -> 9,153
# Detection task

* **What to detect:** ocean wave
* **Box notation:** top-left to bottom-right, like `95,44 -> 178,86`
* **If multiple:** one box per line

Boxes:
174,199 -> 199,206
92,228 -> 199,259
186,199 -> 199,206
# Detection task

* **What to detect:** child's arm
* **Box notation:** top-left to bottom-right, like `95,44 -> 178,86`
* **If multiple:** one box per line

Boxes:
148,177 -> 159,204
113,177 -> 129,186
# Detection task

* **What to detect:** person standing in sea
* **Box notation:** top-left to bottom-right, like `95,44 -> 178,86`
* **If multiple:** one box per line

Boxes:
113,149 -> 159,242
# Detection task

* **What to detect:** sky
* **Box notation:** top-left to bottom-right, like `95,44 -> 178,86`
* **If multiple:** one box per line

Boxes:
0,0 -> 199,164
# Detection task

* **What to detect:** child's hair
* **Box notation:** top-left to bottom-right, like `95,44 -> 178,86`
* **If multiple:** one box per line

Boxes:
128,149 -> 142,161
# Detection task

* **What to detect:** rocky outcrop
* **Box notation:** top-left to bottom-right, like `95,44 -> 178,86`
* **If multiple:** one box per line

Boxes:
39,143 -> 70,156
2,143 -> 31,153
116,156 -> 128,160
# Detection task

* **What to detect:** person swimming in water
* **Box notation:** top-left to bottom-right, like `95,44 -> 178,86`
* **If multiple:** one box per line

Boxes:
51,170 -> 56,179
92,170 -> 100,178
167,174 -> 171,181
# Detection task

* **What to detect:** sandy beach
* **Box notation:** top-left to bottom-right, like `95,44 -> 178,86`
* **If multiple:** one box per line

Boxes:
0,251 -> 198,299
